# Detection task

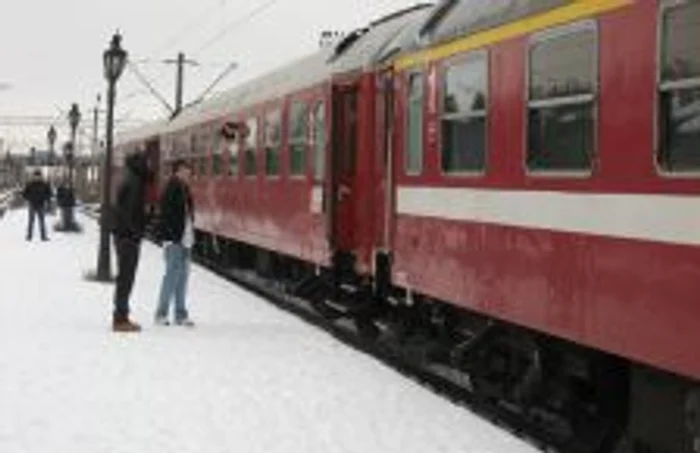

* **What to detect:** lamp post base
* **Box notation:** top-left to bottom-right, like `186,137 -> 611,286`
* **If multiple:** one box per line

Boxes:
54,207 -> 82,232
84,269 -> 115,283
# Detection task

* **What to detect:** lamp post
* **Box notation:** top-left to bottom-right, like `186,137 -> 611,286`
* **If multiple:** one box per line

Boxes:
67,103 -> 81,190
47,125 -> 56,166
94,32 -> 127,282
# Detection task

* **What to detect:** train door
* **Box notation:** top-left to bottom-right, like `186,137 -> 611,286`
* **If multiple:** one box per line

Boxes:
330,83 -> 360,255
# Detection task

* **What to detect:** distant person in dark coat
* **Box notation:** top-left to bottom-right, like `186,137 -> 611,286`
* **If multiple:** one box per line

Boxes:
22,170 -> 51,241
111,151 -> 152,333
154,159 -> 195,327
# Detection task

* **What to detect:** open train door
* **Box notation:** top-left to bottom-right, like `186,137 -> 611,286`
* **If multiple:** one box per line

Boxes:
329,82 -> 361,267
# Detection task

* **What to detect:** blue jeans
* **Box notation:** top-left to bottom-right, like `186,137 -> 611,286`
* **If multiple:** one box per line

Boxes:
156,243 -> 191,321
26,206 -> 47,240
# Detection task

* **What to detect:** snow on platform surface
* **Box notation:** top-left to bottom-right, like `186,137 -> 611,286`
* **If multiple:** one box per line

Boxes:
0,209 -> 539,453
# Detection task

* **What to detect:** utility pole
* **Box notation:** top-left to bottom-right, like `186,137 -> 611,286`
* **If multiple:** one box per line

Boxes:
164,52 -> 198,117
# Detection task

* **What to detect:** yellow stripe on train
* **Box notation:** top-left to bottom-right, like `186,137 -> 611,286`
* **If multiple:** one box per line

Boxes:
395,0 -> 634,70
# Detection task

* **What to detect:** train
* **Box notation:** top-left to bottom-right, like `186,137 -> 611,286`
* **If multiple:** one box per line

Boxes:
115,1 -> 700,452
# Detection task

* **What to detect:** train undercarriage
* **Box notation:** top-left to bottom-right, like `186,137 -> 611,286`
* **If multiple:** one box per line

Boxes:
192,229 -> 699,453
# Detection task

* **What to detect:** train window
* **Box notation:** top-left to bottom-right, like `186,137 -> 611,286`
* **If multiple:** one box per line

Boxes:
264,109 -> 282,176
527,21 -> 597,172
243,117 -> 258,177
441,52 -> 488,173
211,128 -> 223,177
289,101 -> 309,176
227,129 -> 240,177
198,156 -> 208,177
658,0 -> 700,172
189,133 -> 196,155
191,158 -> 198,176
406,72 -> 424,175
311,101 -> 326,182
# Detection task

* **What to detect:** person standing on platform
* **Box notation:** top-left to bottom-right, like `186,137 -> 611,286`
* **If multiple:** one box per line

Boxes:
154,159 -> 195,327
111,151 -> 151,333
22,170 -> 51,241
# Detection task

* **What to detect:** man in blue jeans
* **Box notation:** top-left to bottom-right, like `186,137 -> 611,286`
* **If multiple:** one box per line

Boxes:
155,159 -> 195,327
22,170 -> 51,241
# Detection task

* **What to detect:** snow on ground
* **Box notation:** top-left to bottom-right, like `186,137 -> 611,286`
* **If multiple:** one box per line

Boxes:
0,207 -> 540,453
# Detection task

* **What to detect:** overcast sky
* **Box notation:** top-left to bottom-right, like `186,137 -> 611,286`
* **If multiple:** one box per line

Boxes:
0,0 -> 421,153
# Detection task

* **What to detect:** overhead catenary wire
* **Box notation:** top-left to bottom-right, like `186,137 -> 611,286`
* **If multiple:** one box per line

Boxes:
125,61 -> 175,115
193,0 -> 282,55
148,1 -> 227,60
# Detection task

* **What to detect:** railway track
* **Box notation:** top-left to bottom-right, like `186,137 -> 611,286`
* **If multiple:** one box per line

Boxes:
189,253 -> 568,453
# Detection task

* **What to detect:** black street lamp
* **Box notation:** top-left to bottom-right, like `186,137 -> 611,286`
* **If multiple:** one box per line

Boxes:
94,32 -> 127,282
47,125 -> 57,165
67,103 -> 81,190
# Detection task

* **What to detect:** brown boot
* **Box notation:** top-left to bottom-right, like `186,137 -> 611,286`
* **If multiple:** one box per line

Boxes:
112,314 -> 142,333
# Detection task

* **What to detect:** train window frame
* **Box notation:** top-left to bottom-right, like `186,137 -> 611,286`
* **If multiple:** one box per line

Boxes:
225,118 -> 242,179
288,100 -> 309,179
311,99 -> 327,183
264,107 -> 282,178
438,50 -> 489,177
405,70 -> 425,176
200,127 -> 210,178
524,19 -> 599,178
655,0 -> 700,177
242,116 -> 259,179
210,124 -> 224,178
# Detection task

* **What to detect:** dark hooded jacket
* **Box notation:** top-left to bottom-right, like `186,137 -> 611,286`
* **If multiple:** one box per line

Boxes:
112,152 -> 150,240
22,179 -> 51,209
158,176 -> 194,243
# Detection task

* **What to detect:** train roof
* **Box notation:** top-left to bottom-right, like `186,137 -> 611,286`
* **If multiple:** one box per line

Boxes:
417,0 -> 569,47
166,49 -> 333,133
329,4 -> 433,72
374,6 -> 434,63
117,3 -> 438,139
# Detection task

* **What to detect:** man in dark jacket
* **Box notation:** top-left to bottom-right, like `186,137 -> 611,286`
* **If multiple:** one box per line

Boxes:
22,170 -> 51,241
154,159 -> 195,327
111,151 -> 151,332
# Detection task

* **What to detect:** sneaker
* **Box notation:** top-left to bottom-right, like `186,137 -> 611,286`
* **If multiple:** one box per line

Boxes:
112,318 -> 142,333
154,316 -> 170,326
175,318 -> 195,327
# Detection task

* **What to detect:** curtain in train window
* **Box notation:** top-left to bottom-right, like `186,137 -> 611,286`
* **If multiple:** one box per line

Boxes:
227,127 -> 240,177
658,0 -> 700,171
289,101 -> 309,176
243,118 -> 258,177
527,21 -> 597,172
441,52 -> 488,173
406,72 -> 424,175
264,109 -> 282,176
210,128 -> 224,177
312,102 -> 326,182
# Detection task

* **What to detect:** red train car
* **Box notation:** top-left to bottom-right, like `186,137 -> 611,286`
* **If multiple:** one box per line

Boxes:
387,1 -> 700,452
113,1 -> 700,451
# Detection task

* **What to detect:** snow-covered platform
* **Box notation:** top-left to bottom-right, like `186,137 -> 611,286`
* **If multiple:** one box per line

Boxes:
0,208 -> 538,453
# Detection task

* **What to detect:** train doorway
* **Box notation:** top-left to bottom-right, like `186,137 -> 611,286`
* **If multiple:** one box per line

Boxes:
330,83 -> 360,258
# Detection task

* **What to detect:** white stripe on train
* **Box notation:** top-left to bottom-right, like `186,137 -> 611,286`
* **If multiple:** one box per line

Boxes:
397,187 -> 700,247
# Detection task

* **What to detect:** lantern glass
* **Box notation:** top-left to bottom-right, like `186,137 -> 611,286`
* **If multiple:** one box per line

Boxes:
103,33 -> 127,82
